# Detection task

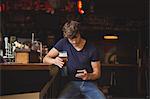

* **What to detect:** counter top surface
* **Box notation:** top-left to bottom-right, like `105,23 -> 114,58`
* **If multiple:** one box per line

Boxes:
102,63 -> 137,67
0,63 -> 136,66
0,63 -> 137,70
0,63 -> 53,70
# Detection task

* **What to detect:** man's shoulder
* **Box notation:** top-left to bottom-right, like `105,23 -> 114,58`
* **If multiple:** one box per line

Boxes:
86,41 -> 98,51
54,38 -> 68,51
57,38 -> 68,43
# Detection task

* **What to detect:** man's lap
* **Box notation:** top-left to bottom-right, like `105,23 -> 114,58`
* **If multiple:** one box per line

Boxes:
58,81 -> 106,99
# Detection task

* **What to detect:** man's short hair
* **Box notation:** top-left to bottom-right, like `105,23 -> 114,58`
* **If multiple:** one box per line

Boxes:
62,20 -> 80,38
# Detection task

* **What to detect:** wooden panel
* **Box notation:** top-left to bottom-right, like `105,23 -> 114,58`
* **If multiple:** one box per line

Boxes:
15,52 -> 29,63
0,92 -> 40,99
0,63 -> 51,70
0,64 -> 60,99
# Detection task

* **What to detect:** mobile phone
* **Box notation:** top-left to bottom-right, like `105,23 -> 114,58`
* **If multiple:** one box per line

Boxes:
76,70 -> 84,73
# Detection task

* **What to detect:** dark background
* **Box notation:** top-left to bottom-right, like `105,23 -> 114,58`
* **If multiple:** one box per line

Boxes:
0,0 -> 149,98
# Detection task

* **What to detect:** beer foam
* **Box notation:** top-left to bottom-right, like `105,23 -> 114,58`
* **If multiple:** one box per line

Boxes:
59,51 -> 67,57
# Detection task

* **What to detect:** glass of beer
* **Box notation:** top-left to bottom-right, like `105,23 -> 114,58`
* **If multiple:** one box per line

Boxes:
59,51 -> 68,65
59,51 -> 68,76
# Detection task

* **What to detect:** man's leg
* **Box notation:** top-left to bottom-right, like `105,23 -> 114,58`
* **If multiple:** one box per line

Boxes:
81,81 -> 106,99
57,81 -> 80,99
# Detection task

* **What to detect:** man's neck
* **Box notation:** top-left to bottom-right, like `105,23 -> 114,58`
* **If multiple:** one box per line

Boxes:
73,39 -> 86,51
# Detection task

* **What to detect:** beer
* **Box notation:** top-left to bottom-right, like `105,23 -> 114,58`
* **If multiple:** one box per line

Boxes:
59,51 -> 68,64
59,51 -> 68,76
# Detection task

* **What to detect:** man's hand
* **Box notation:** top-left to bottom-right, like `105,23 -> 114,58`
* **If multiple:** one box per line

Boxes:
75,69 -> 90,80
54,57 -> 65,68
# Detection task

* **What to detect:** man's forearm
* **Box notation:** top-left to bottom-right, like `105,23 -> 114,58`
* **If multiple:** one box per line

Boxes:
87,73 -> 100,80
43,56 -> 55,65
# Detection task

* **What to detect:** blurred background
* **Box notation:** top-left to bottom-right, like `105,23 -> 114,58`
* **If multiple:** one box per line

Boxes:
0,0 -> 149,98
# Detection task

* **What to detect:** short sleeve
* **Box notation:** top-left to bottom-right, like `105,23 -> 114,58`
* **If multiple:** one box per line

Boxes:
53,38 -> 66,51
90,46 -> 100,61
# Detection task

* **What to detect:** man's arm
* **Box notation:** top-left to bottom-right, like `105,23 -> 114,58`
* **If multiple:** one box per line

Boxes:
88,61 -> 101,80
43,48 -> 64,68
75,61 -> 101,80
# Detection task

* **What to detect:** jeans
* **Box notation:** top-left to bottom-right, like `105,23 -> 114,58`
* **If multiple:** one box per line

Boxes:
58,81 -> 106,99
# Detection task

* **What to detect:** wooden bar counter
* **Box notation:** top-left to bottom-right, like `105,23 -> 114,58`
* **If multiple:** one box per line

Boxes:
0,63 -> 137,70
0,63 -> 60,99
0,63 -> 138,98
0,63 -> 53,70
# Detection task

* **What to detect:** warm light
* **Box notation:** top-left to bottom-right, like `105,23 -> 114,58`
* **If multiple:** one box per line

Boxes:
77,0 -> 84,14
103,35 -> 119,40
77,1 -> 82,9
79,9 -> 84,14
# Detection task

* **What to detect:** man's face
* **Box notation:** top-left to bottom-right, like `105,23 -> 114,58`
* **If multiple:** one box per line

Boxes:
68,33 -> 81,46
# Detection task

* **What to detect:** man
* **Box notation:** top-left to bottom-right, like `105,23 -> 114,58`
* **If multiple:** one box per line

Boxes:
43,20 -> 106,99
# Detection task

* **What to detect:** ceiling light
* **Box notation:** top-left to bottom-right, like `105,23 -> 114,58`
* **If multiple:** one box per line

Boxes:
103,35 -> 119,40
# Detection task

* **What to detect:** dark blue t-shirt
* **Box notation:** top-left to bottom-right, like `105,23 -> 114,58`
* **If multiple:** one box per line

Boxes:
54,38 -> 100,80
